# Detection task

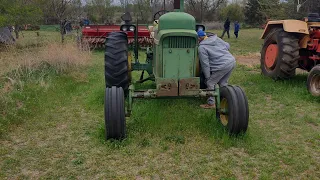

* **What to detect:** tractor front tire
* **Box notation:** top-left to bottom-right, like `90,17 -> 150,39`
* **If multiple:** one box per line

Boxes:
233,86 -> 249,133
218,85 -> 249,135
261,29 -> 299,79
307,65 -> 320,96
105,32 -> 129,91
105,86 -> 126,140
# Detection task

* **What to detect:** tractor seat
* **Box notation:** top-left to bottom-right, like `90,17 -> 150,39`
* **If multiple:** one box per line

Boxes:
308,13 -> 320,22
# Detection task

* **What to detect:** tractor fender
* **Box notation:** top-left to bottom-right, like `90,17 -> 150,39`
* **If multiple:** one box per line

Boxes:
261,20 -> 309,40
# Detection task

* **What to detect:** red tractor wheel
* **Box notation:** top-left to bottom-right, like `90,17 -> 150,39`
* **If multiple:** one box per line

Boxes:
260,29 -> 300,79
264,44 -> 278,70
307,65 -> 320,96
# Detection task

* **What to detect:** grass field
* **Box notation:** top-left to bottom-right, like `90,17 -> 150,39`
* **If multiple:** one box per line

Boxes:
0,29 -> 319,179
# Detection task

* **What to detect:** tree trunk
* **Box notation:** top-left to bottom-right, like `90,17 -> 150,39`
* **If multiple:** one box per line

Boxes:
14,25 -> 19,39
61,30 -> 65,43
60,21 -> 65,43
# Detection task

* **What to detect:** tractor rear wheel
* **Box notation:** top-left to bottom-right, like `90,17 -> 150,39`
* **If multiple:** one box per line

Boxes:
261,29 -> 299,79
105,32 -> 129,91
105,86 -> 126,140
307,65 -> 320,96
217,85 -> 249,135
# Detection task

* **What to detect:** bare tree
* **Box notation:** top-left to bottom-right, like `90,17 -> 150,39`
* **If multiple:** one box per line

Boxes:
185,0 -> 227,22
85,0 -> 115,24
132,0 -> 152,23
50,0 -> 73,43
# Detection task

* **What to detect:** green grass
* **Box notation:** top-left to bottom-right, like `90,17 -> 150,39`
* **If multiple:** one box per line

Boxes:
210,29 -> 264,55
40,25 -> 60,32
0,29 -> 319,179
15,30 -> 79,49
15,31 -> 60,48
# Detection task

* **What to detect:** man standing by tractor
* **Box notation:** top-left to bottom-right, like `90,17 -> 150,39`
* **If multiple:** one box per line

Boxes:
197,30 -> 236,109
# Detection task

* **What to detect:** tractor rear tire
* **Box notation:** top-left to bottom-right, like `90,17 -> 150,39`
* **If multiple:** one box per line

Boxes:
105,32 -> 129,91
105,86 -> 126,140
218,85 -> 249,135
260,29 -> 299,79
307,65 -> 320,96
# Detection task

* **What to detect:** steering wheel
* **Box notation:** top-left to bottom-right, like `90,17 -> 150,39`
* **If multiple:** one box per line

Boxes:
153,10 -> 169,21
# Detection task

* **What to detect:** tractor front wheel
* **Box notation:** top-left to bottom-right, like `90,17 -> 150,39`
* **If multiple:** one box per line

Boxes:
217,85 -> 249,135
260,29 -> 299,79
307,65 -> 320,96
105,86 -> 126,140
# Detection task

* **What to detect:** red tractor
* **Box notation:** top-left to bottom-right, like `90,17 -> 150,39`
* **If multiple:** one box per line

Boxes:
260,13 -> 320,96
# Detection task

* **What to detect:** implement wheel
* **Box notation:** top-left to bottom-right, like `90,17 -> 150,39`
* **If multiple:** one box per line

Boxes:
218,85 -> 249,135
307,65 -> 320,96
260,29 -> 299,79
105,32 -> 130,91
105,86 -> 126,140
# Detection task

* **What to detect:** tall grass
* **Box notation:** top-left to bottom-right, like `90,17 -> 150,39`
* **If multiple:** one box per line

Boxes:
1,42 -> 90,76
0,42 -> 91,137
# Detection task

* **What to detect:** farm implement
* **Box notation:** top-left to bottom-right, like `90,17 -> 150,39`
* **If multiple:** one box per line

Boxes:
81,24 -> 152,48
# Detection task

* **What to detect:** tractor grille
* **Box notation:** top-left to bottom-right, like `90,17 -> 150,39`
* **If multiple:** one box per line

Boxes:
164,36 -> 196,48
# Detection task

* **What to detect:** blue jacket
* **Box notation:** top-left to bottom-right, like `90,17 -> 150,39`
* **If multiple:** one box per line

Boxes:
198,35 -> 236,79
234,23 -> 240,32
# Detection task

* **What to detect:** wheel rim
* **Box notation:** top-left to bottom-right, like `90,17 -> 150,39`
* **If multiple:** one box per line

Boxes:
220,98 -> 228,126
264,44 -> 278,70
310,74 -> 320,96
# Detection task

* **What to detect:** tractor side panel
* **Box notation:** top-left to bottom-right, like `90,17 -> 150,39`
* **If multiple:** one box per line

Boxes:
282,20 -> 309,34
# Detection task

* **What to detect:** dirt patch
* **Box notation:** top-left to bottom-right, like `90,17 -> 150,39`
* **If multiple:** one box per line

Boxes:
235,53 -> 309,75
235,53 -> 260,67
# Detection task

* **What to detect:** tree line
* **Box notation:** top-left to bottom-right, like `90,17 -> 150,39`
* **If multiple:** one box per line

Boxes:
0,0 -> 319,29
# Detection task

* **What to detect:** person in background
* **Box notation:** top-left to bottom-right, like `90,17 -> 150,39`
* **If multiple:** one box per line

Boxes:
234,21 -> 240,38
197,30 -> 236,109
61,19 -> 67,35
220,17 -> 230,39
83,19 -> 90,26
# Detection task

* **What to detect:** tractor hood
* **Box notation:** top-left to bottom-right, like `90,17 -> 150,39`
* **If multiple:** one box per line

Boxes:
158,12 -> 195,31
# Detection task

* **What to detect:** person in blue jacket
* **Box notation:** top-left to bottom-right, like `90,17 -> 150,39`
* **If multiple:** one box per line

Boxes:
234,21 -> 240,38
197,30 -> 236,109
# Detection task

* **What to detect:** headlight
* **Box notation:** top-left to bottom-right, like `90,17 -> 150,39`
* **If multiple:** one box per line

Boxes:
129,26 -> 135,31
121,26 -> 128,31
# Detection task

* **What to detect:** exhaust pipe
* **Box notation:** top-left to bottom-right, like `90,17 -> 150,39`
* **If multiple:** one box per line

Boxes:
173,0 -> 184,12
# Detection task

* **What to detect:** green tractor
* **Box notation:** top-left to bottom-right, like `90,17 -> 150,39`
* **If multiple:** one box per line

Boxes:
104,0 -> 249,140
